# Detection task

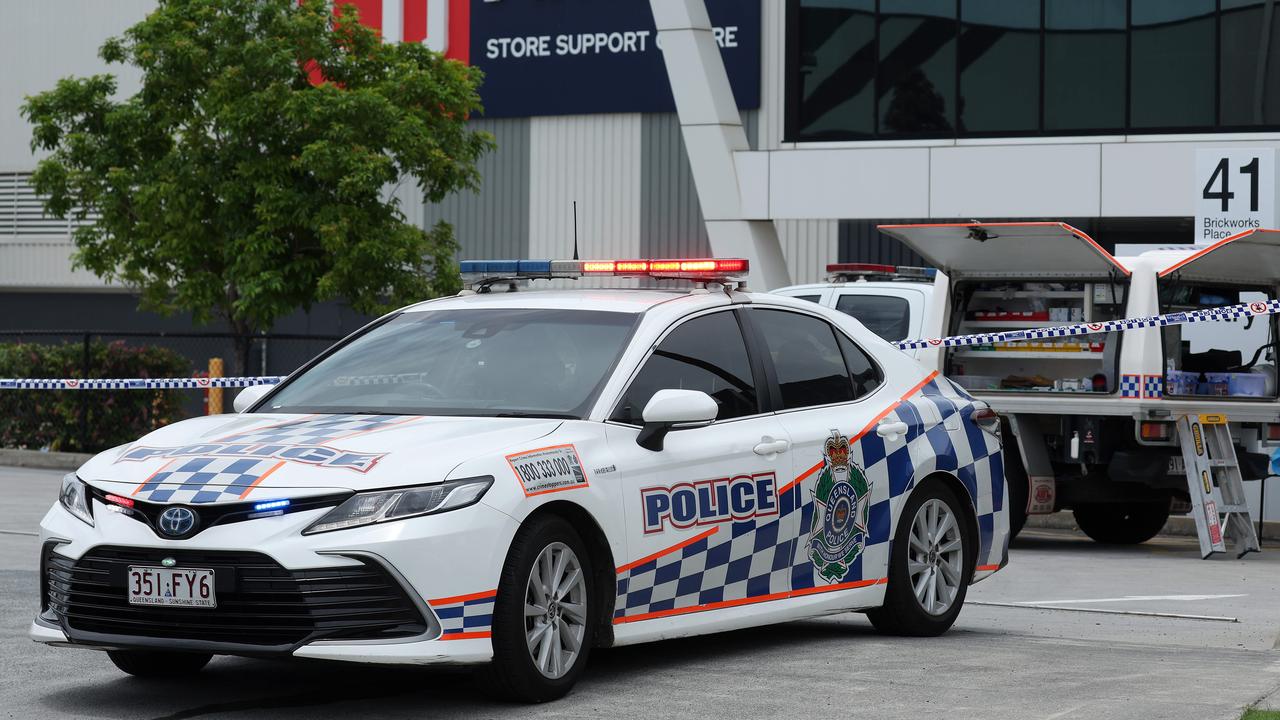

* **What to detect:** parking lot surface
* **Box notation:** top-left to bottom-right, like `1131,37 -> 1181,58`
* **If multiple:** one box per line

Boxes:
3,465 -> 1279,720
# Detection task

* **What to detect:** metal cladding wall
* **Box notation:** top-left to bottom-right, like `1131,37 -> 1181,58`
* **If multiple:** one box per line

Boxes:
408,117 -> 531,261
640,113 -> 711,260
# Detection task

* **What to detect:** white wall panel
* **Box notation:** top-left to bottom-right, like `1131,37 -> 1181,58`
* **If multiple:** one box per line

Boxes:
757,0 -> 787,151
768,148 -> 931,219
0,1 -> 153,170
0,240 -> 114,289
529,114 -> 642,285
1102,139 -> 1280,218
930,144 -> 1102,218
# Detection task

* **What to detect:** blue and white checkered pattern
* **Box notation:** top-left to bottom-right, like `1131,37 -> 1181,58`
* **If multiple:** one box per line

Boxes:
0,376 -> 282,390
219,414 -> 410,445
431,593 -> 496,637
614,376 -> 1006,621
1143,375 -> 1164,399
133,456 -> 282,504
1120,375 -> 1142,399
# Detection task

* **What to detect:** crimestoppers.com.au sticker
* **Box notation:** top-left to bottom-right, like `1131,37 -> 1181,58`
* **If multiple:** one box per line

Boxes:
506,444 -> 589,497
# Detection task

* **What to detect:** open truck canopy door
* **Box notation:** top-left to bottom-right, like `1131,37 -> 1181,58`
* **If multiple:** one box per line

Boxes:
1158,228 -> 1280,284
877,222 -> 1130,279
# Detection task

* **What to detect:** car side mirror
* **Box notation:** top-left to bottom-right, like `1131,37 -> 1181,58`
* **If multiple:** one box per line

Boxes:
636,389 -> 717,451
232,384 -> 272,413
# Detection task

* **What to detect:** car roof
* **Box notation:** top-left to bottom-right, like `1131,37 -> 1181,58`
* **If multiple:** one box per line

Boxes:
775,280 -> 933,292
400,287 -> 833,315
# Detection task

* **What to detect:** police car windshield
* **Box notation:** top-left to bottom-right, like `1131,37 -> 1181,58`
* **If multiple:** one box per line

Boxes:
263,309 -> 638,418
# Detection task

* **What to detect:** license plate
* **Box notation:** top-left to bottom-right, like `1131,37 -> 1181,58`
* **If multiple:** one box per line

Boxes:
127,566 -> 216,608
1168,456 -> 1186,475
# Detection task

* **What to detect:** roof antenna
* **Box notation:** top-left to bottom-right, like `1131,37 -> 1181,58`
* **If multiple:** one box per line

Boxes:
572,201 -> 580,260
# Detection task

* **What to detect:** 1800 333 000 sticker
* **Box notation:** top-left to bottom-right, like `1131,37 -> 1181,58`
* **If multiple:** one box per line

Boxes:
505,444 -> 589,497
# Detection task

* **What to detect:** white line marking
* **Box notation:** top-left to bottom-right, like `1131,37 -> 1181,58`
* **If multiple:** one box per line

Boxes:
1018,594 -> 1246,605
969,600 -> 1239,623
0,529 -> 37,537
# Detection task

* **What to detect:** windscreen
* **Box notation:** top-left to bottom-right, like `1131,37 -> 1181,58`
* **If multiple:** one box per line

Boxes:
263,309 -> 638,417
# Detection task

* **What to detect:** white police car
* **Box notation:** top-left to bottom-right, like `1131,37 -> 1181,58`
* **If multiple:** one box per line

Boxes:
33,258 -> 1009,702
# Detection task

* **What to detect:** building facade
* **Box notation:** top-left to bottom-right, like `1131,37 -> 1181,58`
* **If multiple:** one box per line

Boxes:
2,0 -> 1279,332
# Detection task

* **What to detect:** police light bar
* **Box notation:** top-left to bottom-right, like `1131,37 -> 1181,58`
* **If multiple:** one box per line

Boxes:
460,258 -> 750,281
825,263 -> 937,280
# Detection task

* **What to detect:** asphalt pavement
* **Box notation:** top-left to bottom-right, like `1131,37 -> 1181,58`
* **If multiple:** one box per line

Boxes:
2,465 -> 1279,720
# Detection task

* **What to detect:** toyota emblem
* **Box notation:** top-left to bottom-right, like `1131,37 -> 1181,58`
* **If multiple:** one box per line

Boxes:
158,506 -> 198,537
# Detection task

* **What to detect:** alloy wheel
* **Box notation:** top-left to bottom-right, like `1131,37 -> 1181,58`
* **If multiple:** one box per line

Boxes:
523,541 -> 588,679
907,498 -> 964,615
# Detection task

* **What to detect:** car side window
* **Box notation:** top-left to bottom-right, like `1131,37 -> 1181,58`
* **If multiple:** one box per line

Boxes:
834,294 -> 911,342
612,311 -> 759,424
752,309 -> 856,410
836,331 -> 883,399
793,295 -> 822,304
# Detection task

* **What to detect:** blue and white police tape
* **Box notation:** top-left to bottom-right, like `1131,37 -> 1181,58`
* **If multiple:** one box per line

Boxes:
895,298 -> 1280,351
0,376 -> 284,390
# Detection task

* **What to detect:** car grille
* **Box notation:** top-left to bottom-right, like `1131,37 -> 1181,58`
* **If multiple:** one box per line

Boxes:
45,546 -> 430,650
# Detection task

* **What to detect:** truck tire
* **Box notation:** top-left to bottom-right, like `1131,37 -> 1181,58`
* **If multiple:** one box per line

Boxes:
1072,501 -> 1169,545
1001,425 -> 1028,540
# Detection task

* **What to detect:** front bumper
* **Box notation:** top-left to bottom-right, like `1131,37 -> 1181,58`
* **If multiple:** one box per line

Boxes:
31,497 -> 518,666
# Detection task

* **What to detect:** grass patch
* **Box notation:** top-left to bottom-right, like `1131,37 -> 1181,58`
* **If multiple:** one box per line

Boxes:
1242,709 -> 1280,720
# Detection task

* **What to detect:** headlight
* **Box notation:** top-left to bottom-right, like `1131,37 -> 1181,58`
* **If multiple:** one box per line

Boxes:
59,473 -> 93,526
302,476 -> 494,535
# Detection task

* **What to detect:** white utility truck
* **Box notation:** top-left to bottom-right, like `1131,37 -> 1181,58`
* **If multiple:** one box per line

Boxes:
777,222 -> 1278,552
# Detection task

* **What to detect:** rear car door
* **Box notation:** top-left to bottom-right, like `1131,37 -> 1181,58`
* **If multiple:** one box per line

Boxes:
744,307 -> 913,602
605,309 -> 798,626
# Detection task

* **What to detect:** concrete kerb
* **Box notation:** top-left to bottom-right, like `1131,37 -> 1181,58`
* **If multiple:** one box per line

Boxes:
1028,512 -> 1280,543
0,448 -> 93,472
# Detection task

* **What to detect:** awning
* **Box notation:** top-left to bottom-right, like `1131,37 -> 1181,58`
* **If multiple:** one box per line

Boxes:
876,222 -> 1130,279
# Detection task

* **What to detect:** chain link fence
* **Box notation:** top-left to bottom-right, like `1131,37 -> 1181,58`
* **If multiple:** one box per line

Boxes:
0,330 -> 340,453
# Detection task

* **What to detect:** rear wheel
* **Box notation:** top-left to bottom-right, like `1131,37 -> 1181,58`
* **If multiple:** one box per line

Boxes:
1072,501 -> 1169,545
481,515 -> 596,703
107,650 -> 211,677
867,482 -> 973,637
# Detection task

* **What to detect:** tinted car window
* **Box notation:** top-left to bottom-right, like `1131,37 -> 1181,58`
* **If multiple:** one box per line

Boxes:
837,332 -> 883,399
752,310 -> 855,410
793,295 -> 822,304
834,294 -> 911,342
613,311 -> 758,424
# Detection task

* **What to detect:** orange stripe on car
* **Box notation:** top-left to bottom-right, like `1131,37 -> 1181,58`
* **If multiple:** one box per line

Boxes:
616,527 -> 719,574
438,631 -> 491,641
236,461 -> 285,499
428,589 -> 498,606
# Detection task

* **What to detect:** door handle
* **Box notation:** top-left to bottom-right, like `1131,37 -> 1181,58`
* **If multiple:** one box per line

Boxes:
876,420 -> 909,440
753,437 -> 790,456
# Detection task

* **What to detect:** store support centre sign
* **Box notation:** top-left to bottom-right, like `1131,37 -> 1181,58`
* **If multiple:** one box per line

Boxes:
1194,148 -> 1278,244
469,0 -> 761,118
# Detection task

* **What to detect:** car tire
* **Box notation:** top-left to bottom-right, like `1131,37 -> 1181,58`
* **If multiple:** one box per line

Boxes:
107,650 -> 211,677
866,482 -> 974,637
1072,501 -> 1169,545
480,515 -> 597,703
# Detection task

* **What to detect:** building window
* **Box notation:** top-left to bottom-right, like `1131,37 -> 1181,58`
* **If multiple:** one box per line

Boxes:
878,0 -> 957,136
1043,0 -> 1126,132
1130,0 -> 1216,129
960,0 -> 1040,134
787,0 -> 1279,141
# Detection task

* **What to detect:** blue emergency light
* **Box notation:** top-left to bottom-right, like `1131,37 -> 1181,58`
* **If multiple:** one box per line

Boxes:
459,258 -> 750,281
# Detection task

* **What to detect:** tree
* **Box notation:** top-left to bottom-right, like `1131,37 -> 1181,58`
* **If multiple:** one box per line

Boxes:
22,0 -> 493,373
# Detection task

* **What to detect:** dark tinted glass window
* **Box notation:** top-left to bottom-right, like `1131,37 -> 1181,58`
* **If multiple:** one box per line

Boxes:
613,311 -> 757,424
793,294 -> 823,304
1044,0 -> 1126,131
960,0 -> 1040,133
1131,0 -> 1215,128
1221,0 -> 1280,126
836,332 -> 883,398
878,0 -> 957,136
794,0 -> 876,139
753,310 -> 855,410
835,294 -> 912,342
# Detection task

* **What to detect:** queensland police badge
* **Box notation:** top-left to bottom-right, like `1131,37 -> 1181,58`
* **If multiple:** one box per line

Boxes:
808,430 -> 871,583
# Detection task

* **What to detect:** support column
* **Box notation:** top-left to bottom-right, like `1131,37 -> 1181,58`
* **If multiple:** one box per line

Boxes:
650,0 -> 790,290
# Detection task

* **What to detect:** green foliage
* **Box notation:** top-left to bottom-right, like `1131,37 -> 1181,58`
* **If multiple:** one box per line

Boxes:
0,342 -> 191,452
22,0 -> 491,365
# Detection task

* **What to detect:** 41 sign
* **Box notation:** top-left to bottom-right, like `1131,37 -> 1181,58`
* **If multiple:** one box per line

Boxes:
1194,148 -> 1278,244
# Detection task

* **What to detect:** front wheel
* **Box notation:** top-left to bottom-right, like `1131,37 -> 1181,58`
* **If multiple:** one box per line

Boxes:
481,515 -> 596,703
866,482 -> 974,637
107,650 -> 211,677
1073,501 -> 1169,545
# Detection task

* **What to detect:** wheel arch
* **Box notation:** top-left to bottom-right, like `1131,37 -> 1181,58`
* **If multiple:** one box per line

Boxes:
905,471 -> 980,578
521,501 -> 618,648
